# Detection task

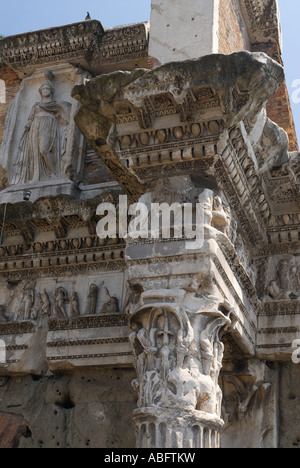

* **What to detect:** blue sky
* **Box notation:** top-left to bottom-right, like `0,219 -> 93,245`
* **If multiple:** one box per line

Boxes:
0,0 -> 299,142
278,0 -> 300,143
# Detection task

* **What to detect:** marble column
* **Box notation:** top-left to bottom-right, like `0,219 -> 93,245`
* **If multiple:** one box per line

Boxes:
126,179 -> 236,449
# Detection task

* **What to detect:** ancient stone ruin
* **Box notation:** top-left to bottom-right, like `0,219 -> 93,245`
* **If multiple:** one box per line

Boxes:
0,0 -> 299,449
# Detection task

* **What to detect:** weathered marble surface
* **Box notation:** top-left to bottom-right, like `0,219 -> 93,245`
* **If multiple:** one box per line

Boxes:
0,271 -> 128,374
0,368 -> 137,448
149,0 -> 220,64
0,0 -> 298,450
71,46 -> 300,449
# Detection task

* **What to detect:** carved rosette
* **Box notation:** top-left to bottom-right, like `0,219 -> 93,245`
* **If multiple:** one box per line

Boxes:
129,296 -> 234,448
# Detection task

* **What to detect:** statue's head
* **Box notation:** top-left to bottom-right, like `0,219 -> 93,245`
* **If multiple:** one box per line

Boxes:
38,79 -> 54,99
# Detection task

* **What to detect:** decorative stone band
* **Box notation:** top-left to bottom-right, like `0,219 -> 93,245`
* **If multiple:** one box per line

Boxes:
73,51 -> 296,245
0,321 -> 35,335
48,313 -> 128,331
0,241 -> 126,282
240,0 -> 282,48
47,351 -> 133,362
133,407 -> 223,449
257,300 -> 300,359
0,21 -> 104,78
47,313 -> 133,369
94,23 -> 149,72
0,21 -> 149,78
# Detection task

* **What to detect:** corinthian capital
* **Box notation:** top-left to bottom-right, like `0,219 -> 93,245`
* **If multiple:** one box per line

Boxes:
129,292 -> 236,448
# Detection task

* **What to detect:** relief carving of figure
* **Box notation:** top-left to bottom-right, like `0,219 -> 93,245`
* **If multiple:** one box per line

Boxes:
266,280 -> 292,301
53,287 -> 69,319
276,259 -> 291,291
85,283 -> 101,315
38,289 -> 51,318
289,267 -> 300,292
18,283 -> 35,321
71,292 -> 80,317
13,71 -> 71,184
101,287 -> 120,314
265,258 -> 300,301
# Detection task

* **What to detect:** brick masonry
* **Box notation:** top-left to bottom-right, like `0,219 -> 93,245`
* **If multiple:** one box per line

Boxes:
218,0 -> 250,55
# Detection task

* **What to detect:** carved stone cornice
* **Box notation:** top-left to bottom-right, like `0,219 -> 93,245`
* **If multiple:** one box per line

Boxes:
0,251 -> 125,282
0,21 -> 104,78
0,21 -> 149,78
254,242 -> 300,258
0,188 -> 121,243
94,23 -> 149,73
73,51 -> 289,246
240,0 -> 282,49
0,187 -> 126,280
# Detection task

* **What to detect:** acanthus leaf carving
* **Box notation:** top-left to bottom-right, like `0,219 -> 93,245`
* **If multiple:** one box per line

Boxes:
129,300 -> 235,414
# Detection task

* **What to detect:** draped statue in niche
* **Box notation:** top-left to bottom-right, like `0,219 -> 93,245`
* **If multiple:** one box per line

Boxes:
12,71 -> 71,184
